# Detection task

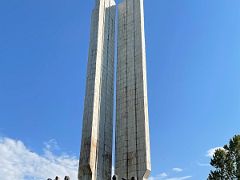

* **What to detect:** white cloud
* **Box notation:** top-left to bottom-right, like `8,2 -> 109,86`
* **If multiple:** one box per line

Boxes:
149,175 -> 192,180
44,139 -> 60,151
197,162 -> 210,167
172,168 -> 183,172
149,172 -> 168,179
149,173 -> 166,180
206,147 -> 224,158
149,171 -> 191,180
165,176 -> 192,180
159,173 -> 168,177
0,137 -> 78,180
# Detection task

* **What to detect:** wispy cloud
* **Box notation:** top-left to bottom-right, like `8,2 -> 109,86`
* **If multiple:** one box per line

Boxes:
149,172 -> 168,180
206,147 -> 224,158
0,137 -> 78,180
197,162 -> 210,167
149,168 -> 191,180
172,168 -> 183,172
165,176 -> 192,180
159,173 -> 168,177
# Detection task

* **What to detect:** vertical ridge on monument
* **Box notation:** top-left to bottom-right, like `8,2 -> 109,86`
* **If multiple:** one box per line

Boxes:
115,0 -> 151,179
78,0 -> 116,179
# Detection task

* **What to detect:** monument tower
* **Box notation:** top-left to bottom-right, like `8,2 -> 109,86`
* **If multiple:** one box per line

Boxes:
78,0 -> 116,179
79,0 -> 151,179
115,0 -> 151,179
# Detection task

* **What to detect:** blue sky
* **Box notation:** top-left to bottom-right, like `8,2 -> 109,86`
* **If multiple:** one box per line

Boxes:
0,0 -> 240,179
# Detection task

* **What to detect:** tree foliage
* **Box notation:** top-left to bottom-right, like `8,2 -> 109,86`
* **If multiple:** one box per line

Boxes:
208,135 -> 240,180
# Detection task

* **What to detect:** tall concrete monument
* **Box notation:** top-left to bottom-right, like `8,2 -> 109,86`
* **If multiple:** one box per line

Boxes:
79,0 -> 151,179
78,0 -> 116,179
115,0 -> 151,179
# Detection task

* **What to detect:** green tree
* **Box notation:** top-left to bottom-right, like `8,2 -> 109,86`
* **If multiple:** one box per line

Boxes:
208,135 -> 240,180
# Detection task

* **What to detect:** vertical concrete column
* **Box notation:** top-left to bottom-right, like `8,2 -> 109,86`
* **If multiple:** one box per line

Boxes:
116,0 -> 151,179
78,0 -> 116,180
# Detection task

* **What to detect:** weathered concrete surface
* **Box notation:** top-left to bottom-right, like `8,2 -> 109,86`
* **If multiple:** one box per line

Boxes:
78,0 -> 116,179
115,0 -> 151,179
